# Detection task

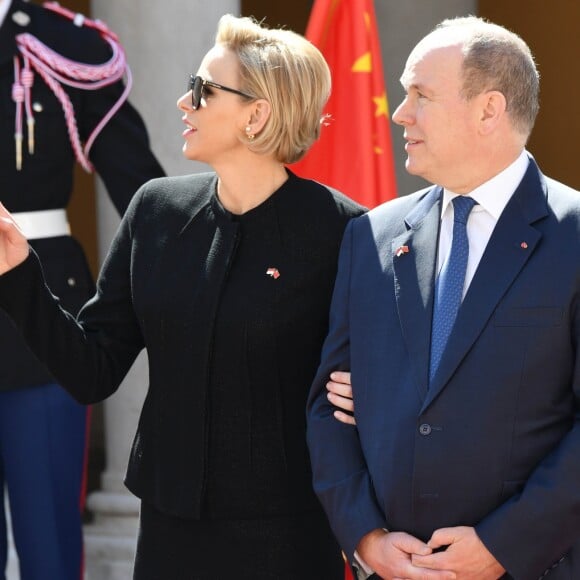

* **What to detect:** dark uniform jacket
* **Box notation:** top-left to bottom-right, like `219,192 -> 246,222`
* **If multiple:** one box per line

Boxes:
0,0 -> 164,389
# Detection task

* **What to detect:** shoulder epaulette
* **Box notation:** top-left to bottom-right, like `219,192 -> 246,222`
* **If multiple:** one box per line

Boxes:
12,1 -> 132,172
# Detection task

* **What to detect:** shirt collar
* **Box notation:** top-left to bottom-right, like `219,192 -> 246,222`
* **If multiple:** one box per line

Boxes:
441,149 -> 530,220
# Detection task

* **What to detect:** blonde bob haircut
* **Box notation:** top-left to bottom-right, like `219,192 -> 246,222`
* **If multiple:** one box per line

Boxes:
215,14 -> 331,164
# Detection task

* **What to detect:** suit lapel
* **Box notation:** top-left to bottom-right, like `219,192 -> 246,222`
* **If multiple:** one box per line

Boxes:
392,186 -> 442,399
422,159 -> 549,411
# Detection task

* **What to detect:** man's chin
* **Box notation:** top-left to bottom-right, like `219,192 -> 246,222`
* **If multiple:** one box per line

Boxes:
405,160 -> 424,177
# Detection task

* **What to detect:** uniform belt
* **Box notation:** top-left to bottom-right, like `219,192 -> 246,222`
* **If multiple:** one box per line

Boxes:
12,209 -> 71,240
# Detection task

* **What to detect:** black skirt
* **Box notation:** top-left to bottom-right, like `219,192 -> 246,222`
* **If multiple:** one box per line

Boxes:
133,502 -> 344,580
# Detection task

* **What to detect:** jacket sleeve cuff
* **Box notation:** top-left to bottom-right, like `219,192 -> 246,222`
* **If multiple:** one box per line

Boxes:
0,250 -> 46,321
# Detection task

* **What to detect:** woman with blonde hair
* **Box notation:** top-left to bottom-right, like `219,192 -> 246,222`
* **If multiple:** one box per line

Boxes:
0,13 -> 363,579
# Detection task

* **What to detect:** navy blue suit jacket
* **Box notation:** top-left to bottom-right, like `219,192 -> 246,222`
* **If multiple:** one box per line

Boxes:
307,157 -> 580,579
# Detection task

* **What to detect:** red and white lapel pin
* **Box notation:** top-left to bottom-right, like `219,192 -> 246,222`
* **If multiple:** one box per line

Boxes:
395,245 -> 410,257
266,267 -> 280,279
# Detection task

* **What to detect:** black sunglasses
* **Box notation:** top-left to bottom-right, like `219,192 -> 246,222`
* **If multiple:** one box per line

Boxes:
188,75 -> 254,110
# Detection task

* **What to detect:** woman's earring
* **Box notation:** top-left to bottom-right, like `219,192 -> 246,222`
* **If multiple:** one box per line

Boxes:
245,126 -> 255,141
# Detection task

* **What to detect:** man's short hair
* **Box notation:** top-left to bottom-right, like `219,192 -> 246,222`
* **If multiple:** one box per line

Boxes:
436,16 -> 540,137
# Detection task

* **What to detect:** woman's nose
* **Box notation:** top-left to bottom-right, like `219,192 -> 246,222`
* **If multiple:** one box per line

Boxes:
177,91 -> 192,112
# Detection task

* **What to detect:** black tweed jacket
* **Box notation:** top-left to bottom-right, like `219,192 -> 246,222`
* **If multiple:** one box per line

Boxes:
0,170 -> 365,518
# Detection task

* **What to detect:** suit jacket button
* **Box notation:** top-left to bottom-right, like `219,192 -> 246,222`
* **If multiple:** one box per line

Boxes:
419,423 -> 432,436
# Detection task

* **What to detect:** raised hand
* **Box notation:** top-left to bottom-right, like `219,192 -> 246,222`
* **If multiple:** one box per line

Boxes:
0,203 -> 30,274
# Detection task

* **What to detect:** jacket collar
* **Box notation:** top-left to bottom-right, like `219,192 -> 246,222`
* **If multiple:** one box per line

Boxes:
422,156 -> 548,410
391,186 -> 442,401
392,156 -> 548,408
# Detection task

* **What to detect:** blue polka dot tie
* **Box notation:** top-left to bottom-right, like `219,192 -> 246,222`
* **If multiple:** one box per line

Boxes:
429,195 -> 477,383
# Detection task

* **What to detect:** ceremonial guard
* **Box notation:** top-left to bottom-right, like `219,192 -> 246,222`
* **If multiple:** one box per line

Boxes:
0,1 -> 164,578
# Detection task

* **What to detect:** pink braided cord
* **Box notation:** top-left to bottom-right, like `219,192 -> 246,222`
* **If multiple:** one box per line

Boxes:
17,33 -> 126,87
13,10 -> 132,172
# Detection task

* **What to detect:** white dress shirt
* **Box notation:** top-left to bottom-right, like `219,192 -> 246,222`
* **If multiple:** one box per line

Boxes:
438,150 -> 529,299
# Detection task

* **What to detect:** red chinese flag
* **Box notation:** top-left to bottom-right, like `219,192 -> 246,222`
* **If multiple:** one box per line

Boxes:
291,0 -> 397,207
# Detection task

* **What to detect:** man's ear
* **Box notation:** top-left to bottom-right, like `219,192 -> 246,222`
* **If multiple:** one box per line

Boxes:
479,90 -> 507,135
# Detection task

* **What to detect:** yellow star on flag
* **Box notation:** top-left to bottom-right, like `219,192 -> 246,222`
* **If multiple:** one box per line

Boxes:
352,52 -> 371,73
373,92 -> 388,118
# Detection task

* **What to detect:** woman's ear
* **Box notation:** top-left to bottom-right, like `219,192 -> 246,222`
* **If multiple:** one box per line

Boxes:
245,99 -> 271,137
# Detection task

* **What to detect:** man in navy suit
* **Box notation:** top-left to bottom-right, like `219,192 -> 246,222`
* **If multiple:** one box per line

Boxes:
307,16 -> 580,580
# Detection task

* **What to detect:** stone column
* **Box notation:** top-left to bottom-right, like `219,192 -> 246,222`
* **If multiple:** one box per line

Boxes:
83,2 -> 238,579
